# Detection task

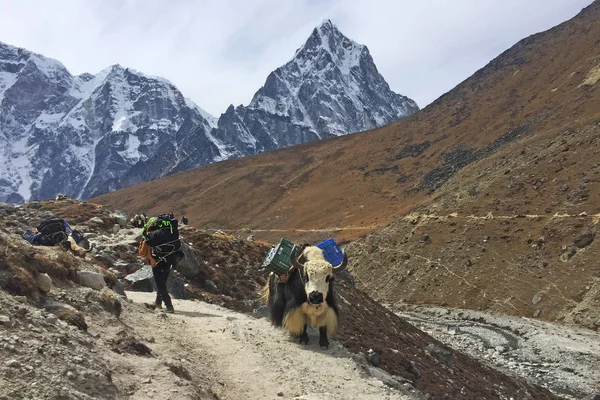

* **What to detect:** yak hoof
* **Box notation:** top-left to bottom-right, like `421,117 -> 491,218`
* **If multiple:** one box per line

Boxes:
298,332 -> 310,345
319,338 -> 329,349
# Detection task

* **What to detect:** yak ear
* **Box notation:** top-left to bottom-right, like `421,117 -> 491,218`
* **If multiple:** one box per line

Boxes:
332,251 -> 348,271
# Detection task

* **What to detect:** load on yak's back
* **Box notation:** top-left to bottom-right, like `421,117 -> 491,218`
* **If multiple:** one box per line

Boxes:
261,238 -> 348,349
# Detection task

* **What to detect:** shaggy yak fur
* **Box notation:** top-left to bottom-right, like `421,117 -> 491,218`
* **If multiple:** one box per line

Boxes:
262,245 -> 346,349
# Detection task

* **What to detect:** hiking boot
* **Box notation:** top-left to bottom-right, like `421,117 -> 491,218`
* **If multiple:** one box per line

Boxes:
164,306 -> 175,314
155,303 -> 163,309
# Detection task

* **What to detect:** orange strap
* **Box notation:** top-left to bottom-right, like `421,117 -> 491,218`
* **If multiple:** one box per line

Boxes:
138,240 -> 157,267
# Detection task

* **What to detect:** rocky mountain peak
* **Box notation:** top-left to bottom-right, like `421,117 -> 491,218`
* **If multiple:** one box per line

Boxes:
293,19 -> 365,78
237,19 -> 418,145
1,20 -> 417,202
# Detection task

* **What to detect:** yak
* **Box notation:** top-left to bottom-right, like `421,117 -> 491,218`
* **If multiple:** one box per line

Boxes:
262,245 -> 348,349
130,214 -> 147,228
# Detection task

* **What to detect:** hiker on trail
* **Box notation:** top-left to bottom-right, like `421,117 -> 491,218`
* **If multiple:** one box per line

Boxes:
181,216 -> 188,225
21,217 -> 90,256
138,214 -> 184,313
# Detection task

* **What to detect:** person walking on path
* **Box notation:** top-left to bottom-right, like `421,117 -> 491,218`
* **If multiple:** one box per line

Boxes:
138,214 -> 183,313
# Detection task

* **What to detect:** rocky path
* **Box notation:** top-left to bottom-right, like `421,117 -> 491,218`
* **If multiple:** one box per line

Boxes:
121,292 -> 414,400
394,305 -> 600,400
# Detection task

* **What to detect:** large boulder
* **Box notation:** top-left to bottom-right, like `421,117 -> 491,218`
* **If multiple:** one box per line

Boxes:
89,217 -> 104,225
124,266 -> 188,299
574,232 -> 595,249
174,242 -> 202,279
37,273 -> 52,293
124,266 -> 154,292
111,211 -> 129,228
77,271 -> 106,290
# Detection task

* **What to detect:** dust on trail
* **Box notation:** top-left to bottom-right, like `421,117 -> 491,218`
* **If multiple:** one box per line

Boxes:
123,292 -> 412,400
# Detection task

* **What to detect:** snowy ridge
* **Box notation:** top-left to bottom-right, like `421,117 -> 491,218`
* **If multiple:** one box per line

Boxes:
0,41 -> 220,202
185,97 -> 218,129
213,19 -> 419,155
0,20 -> 418,202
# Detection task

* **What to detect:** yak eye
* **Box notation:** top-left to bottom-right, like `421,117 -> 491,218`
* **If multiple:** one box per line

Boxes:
325,275 -> 330,283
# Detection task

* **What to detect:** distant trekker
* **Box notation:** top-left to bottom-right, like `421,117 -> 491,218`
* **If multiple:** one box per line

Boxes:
181,216 -> 188,225
138,214 -> 184,313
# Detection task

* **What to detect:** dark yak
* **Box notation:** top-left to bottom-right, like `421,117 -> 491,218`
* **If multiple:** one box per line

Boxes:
262,245 -> 348,349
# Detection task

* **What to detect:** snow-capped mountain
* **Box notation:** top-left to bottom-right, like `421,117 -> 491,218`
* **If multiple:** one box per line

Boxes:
211,19 -> 419,156
0,19 -> 418,202
0,42 -> 223,202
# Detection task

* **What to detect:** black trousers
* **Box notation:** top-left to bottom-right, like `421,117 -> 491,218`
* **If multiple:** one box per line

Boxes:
152,262 -> 172,308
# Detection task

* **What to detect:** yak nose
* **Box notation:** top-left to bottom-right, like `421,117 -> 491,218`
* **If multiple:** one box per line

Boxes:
308,291 -> 323,304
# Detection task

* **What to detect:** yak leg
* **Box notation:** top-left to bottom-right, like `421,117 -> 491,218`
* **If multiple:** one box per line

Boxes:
298,324 -> 309,345
319,326 -> 329,349
283,306 -> 305,335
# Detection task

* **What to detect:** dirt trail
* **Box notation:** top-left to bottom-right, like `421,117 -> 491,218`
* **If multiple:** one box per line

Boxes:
122,292 -> 414,400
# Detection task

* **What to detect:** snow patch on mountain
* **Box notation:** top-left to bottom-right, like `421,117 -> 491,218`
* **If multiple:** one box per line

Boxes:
213,19 -> 419,155
0,19 -> 418,202
0,41 -> 219,202
186,97 -> 217,128
0,71 -> 17,105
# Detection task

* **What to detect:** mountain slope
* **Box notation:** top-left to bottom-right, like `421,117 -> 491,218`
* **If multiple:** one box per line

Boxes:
94,2 -> 600,330
212,20 -> 418,156
0,43 -> 222,202
94,1 -> 599,238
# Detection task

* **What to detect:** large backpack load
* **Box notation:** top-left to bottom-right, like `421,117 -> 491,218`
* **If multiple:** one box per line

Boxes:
36,217 -> 69,246
142,214 -> 182,261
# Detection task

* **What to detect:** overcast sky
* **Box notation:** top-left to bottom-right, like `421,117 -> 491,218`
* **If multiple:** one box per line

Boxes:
0,0 -> 593,116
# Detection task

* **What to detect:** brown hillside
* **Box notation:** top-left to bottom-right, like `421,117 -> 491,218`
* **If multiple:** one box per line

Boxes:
94,2 -> 600,247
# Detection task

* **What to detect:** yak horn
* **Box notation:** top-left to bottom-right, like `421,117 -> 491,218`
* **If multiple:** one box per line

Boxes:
291,244 -> 308,271
291,254 -> 305,271
333,251 -> 348,271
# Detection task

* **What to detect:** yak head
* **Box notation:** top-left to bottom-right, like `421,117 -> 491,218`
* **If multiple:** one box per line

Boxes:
292,245 -> 347,305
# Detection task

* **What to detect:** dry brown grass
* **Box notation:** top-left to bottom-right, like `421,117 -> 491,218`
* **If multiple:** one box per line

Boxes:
27,252 -> 79,281
27,199 -> 119,232
102,269 -> 118,289
99,291 -> 122,318
1,266 -> 36,297
581,63 -> 600,86
54,307 -> 88,331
